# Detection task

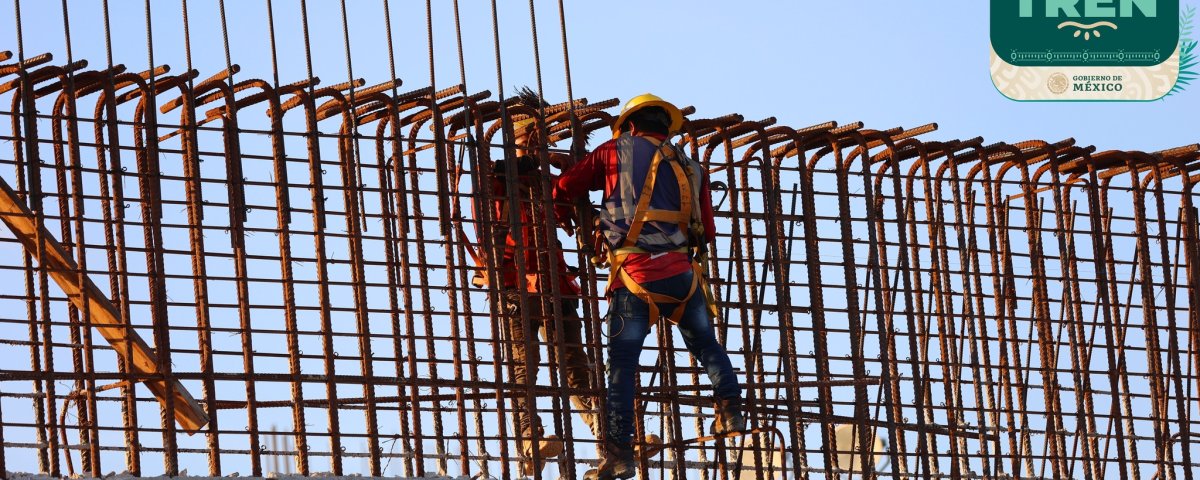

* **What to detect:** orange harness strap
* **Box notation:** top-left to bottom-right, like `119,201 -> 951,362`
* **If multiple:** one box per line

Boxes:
607,142 -> 704,326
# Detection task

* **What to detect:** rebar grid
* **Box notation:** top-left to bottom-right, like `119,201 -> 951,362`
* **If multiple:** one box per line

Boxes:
1,3 -> 1198,480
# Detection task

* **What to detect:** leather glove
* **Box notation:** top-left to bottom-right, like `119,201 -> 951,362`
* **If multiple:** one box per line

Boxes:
555,203 -> 577,235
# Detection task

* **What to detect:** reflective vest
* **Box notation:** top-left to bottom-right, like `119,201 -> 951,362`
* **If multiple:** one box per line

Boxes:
601,133 -> 717,325
598,134 -> 705,252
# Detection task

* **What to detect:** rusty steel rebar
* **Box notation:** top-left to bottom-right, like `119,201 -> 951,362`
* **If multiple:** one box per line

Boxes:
2,2 -> 1199,480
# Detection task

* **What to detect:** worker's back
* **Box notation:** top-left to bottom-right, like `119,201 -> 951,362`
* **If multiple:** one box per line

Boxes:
490,155 -> 578,294
597,133 -> 701,254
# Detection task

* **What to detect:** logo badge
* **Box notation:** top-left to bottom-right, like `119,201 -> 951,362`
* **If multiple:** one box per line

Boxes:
991,0 -> 1183,100
1048,72 -> 1070,93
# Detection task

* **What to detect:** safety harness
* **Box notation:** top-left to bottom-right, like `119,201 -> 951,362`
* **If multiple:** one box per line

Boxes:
604,135 -> 719,326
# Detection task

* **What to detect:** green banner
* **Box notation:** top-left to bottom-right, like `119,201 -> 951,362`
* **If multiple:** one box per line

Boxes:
992,0 -> 1179,66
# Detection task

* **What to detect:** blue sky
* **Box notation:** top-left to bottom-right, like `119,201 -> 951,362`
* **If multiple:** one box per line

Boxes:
5,1 -> 1195,151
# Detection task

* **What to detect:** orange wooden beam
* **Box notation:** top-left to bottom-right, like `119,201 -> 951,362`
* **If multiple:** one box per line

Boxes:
0,176 -> 209,434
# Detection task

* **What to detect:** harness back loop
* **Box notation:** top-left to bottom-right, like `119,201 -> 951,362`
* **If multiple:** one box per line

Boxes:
607,138 -> 706,326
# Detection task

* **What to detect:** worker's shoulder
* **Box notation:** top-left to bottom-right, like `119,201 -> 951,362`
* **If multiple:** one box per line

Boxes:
589,138 -> 620,154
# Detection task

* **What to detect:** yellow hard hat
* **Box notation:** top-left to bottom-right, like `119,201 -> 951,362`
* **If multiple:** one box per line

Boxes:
611,93 -> 684,139
508,116 -> 558,147
511,117 -> 537,137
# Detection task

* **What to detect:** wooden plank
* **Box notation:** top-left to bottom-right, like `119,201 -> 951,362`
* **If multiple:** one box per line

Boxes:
0,176 -> 209,434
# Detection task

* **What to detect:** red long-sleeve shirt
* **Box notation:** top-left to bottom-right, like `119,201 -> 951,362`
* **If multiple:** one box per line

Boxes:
491,159 -> 581,296
553,133 -> 716,291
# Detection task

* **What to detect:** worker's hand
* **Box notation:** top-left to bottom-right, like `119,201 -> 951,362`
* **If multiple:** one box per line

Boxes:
555,203 -> 577,234
547,152 -> 575,170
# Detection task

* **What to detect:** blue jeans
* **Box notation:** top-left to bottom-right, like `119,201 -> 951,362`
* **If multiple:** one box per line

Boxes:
605,269 -> 741,445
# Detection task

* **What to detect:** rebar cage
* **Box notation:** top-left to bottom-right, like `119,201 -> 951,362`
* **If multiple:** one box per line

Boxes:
1,2 -> 1198,479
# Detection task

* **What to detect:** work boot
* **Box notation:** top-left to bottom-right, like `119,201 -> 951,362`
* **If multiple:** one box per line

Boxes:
583,440 -> 636,480
637,434 -> 663,458
711,397 -> 746,435
571,395 -> 601,436
517,426 -> 564,476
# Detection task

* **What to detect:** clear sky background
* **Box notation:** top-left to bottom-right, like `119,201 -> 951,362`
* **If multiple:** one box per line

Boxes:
2,0 -> 1196,477
4,1 -> 1195,152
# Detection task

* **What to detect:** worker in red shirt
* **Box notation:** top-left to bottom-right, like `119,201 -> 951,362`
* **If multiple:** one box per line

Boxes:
482,98 -> 599,474
554,94 -> 744,480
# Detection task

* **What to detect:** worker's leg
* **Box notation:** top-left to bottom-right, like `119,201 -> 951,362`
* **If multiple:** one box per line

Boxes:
605,288 -> 652,446
547,298 -> 601,435
667,271 -> 741,401
662,270 -> 745,433
503,290 -> 542,439
547,299 -> 593,392
505,292 -> 567,466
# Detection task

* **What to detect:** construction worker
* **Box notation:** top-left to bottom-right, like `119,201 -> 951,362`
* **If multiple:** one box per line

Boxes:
553,94 -> 745,480
482,88 -> 599,475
